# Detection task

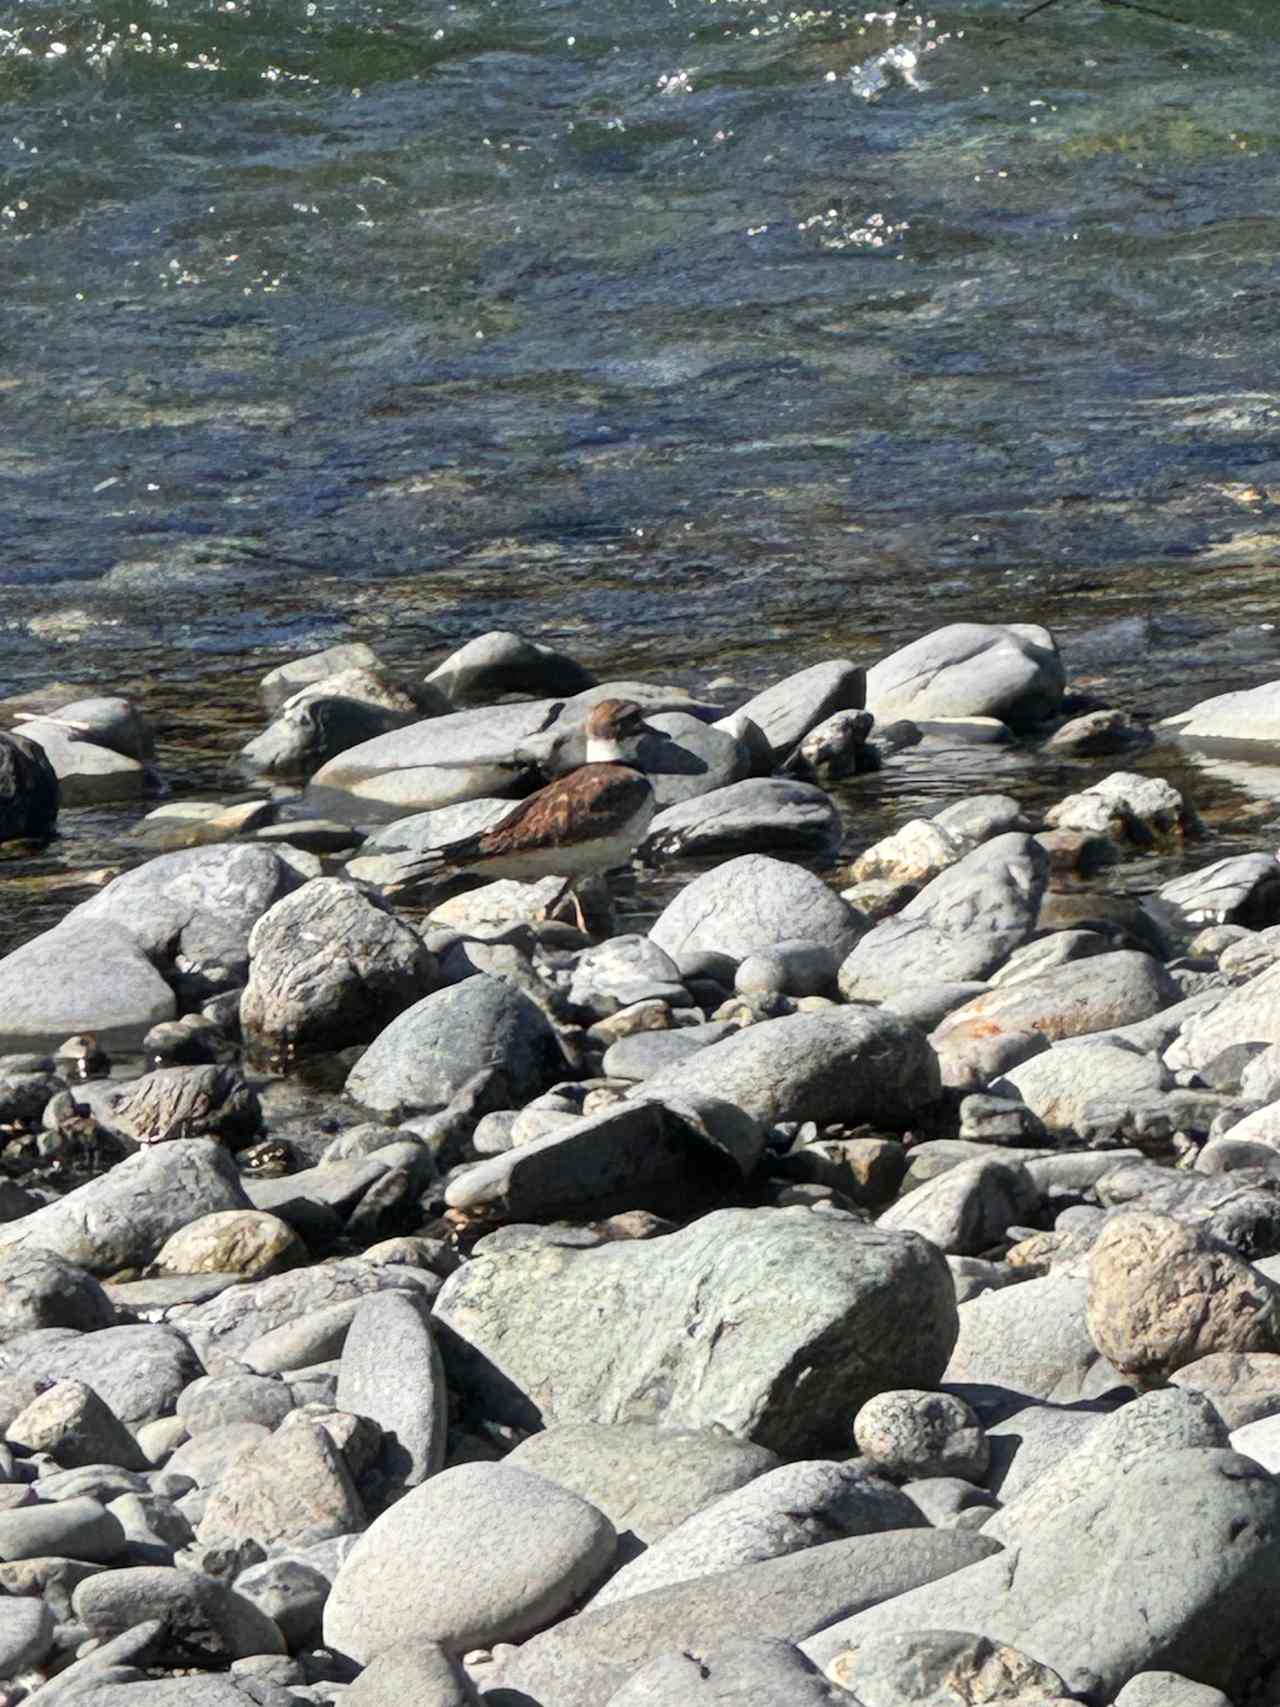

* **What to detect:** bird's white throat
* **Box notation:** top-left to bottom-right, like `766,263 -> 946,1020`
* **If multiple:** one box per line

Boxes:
585,734 -> 628,764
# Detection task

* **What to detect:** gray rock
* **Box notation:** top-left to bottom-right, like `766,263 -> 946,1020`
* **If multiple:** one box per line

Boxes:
7,1379 -> 149,1472
634,711 -> 748,809
865,623 -> 1064,731
261,643 -> 384,711
604,1637 -> 852,1706
1158,853 -> 1280,928
823,1629 -> 1072,1706
588,1461 -> 924,1607
839,835 -> 1049,1000
197,1421 -> 366,1551
425,629 -> 595,705
642,778 -> 840,861
168,1423 -> 273,1488
853,1388 -> 988,1482
73,1564 -> 286,1664
0,1139 -> 251,1276
602,1023 -> 735,1081
153,1211 -> 306,1281
68,844 -> 307,1002
638,1008 -> 940,1131
1046,706 -> 1152,755
324,1461 -> 616,1662
995,1043 -> 1170,1133
1167,960 -> 1280,1075
335,1291 -> 447,1494
899,1476 -> 999,1528
850,818 -> 967,888
734,939 -> 839,999
984,1386 -> 1227,1547
234,1555 -> 331,1648
649,855 -> 863,967
435,1207 -> 957,1454
344,1636 -> 482,1705
242,673 -> 424,783
488,1529 -> 1000,1707
505,1424 -> 778,1546
241,878 -> 437,1053
1172,1351 -> 1280,1430
0,1248 -> 115,1341
15,718 -> 147,805
878,1156 -> 1037,1257
1114,1674 -> 1232,1707
801,1448 -> 1280,1703
935,951 -> 1179,1047
174,1261 -> 420,1375
0,1592 -> 55,1679
177,1374 -> 297,1435
1,1324 -> 202,1429
731,661 -> 866,761
239,1300 -> 366,1375
365,798 -> 514,855
945,1271 -> 1119,1403
96,1064 -> 261,1147
0,918 -> 175,1053
345,975 -> 560,1121
0,1495 -> 125,1563
568,936 -> 687,1018
1161,679 -> 1280,746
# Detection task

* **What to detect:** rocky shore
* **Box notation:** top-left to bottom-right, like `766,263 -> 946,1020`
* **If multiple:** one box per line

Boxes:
3,620 -> 1280,1705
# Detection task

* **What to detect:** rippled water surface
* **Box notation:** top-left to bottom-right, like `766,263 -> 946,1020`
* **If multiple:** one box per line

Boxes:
4,0 -> 1280,940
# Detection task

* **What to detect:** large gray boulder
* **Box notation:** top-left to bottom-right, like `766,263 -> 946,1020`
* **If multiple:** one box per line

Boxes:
642,778 -> 841,861
933,952 -> 1179,1046
241,667 -> 427,782
0,918 -> 175,1052
945,1270 -> 1119,1402
636,712 -> 750,808
0,1248 -> 115,1341
0,730 -> 58,842
1161,680 -> 1280,746
638,1008 -> 940,1130
0,1324 -> 201,1428
241,877 -> 438,1053
68,843 -> 306,1001
865,623 -> 1065,731
839,834 -> 1049,1000
487,1530 -> 999,1707
323,1462 -> 616,1662
505,1424 -> 779,1545
649,855 -> 862,968
425,629 -> 596,705
345,975 -> 561,1120
0,1141 -> 251,1275
435,1207 -> 958,1454
731,662 -> 866,761
801,1449 -> 1280,1704
261,641 -> 383,710
996,1042 -> 1170,1132
1166,960 -> 1280,1074
72,1566 -> 285,1666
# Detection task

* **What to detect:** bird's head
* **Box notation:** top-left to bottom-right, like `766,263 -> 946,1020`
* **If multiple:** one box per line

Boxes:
584,697 -> 650,763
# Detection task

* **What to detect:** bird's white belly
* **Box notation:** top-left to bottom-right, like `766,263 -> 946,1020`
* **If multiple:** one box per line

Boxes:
473,794 -> 654,882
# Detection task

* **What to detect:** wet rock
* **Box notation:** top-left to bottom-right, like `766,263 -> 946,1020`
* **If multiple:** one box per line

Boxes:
1045,706 -> 1152,754
588,1461 -> 923,1608
425,629 -> 596,705
865,622 -> 1065,731
261,642 -> 385,711
0,730 -> 58,843
839,834 -> 1049,1001
934,951 -> 1179,1046
488,1529 -> 999,1707
336,1290 -> 447,1495
642,778 -> 840,861
505,1424 -> 778,1546
324,1461 -> 616,1661
69,844 -> 307,1003
346,975 -> 561,1121
1161,679 -> 1280,745
152,1211 -> 307,1280
1045,771 -> 1197,846
241,878 -> 438,1054
435,1207 -> 957,1454
242,669 -> 425,782
649,854 -> 863,967
197,1421 -> 366,1551
16,717 -> 148,805
853,1389 -> 989,1482
1086,1212 -> 1280,1383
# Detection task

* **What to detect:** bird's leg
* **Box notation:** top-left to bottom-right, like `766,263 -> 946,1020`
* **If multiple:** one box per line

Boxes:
543,876 -> 588,932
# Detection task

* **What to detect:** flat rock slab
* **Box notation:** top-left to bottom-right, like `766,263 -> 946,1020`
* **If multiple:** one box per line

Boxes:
487,1529 -> 999,1707
435,1206 -> 957,1454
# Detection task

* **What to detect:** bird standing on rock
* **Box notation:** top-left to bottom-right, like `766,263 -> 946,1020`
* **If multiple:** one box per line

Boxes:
390,697 -> 657,927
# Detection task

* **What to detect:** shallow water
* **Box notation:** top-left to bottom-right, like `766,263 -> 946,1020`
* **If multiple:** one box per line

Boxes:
4,0 -> 1280,946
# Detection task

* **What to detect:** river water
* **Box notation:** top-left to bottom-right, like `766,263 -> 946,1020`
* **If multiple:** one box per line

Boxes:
3,0 -> 1280,947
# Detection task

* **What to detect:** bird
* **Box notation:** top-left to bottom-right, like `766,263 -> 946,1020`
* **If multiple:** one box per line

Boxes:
388,697 -> 657,928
